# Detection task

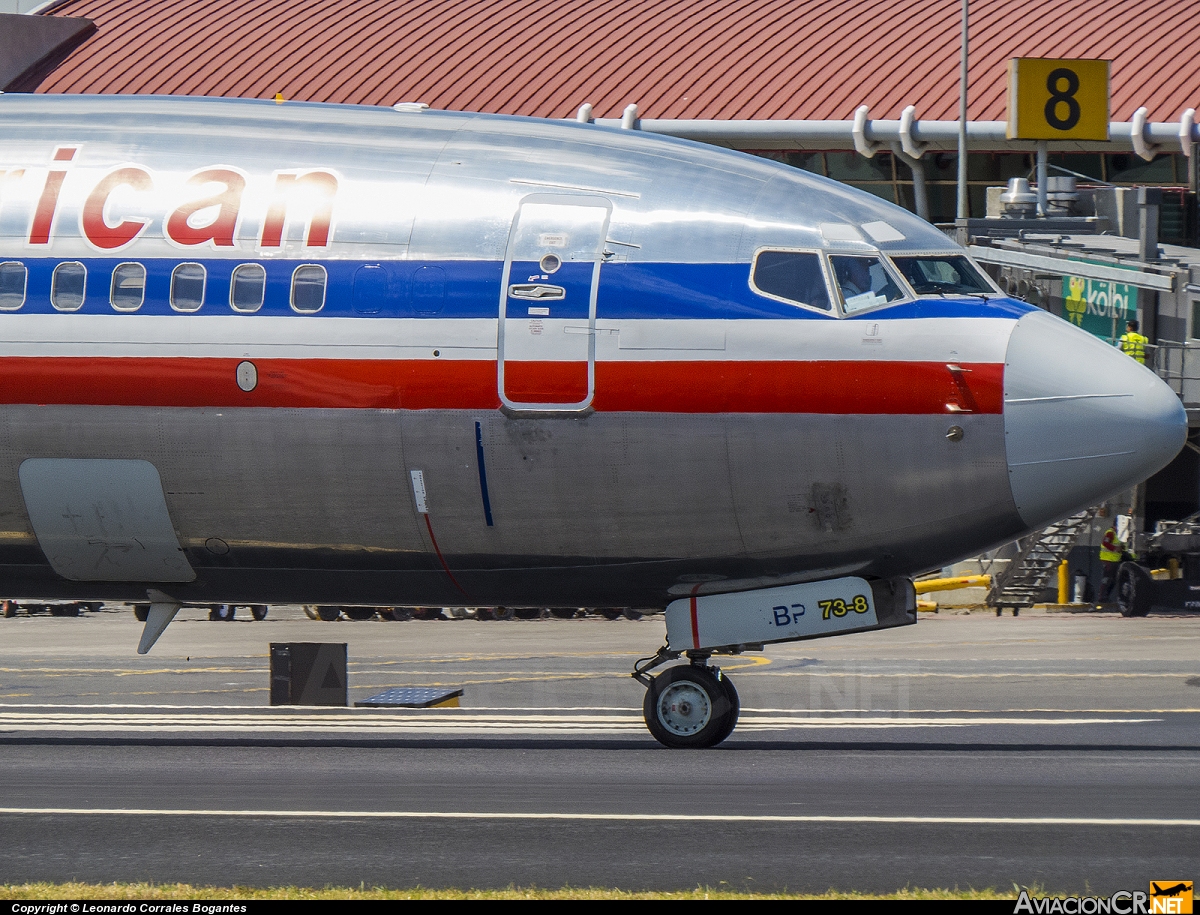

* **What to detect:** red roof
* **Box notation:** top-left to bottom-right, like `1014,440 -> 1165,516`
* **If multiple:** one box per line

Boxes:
33,0 -> 1200,122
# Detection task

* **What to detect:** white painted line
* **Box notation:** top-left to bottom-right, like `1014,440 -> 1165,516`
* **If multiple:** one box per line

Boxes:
0,713 -> 1161,733
0,807 -> 1196,827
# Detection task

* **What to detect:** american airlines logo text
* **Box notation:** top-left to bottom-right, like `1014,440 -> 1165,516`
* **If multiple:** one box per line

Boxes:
1,146 -> 338,251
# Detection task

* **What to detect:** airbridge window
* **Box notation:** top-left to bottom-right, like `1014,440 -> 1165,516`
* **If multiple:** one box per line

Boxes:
0,261 -> 27,310
110,263 -> 146,312
290,264 -> 326,313
751,251 -> 832,311
51,262 -> 86,312
230,263 -> 266,313
171,263 -> 206,312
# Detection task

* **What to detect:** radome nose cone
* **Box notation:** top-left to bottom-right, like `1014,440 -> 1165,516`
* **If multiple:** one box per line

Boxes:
1004,310 -> 1187,529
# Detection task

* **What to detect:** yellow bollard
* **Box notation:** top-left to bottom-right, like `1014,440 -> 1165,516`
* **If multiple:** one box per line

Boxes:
1058,559 -> 1069,605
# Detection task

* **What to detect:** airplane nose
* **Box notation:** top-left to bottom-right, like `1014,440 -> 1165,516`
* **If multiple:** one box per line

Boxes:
1004,309 -> 1187,529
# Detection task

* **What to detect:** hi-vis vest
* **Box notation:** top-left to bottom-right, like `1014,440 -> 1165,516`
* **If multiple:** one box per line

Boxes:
1099,528 -> 1123,562
1119,332 -> 1148,364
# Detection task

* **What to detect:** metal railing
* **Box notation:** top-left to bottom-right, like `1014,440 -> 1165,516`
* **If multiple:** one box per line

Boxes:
1149,341 -> 1200,407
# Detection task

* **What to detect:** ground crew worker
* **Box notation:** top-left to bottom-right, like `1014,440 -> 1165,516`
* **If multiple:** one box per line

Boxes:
1097,524 -> 1127,605
1118,320 -> 1148,364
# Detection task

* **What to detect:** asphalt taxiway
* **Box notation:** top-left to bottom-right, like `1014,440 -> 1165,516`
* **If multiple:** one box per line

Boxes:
0,606 -> 1197,892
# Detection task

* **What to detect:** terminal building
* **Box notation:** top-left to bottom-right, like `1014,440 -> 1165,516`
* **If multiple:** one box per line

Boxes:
3,0 -> 1200,606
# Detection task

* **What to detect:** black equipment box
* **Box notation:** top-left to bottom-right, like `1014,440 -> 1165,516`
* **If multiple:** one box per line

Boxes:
269,642 -> 347,706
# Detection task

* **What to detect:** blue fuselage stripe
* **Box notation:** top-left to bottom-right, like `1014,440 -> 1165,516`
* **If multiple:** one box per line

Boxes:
2,257 -> 1037,321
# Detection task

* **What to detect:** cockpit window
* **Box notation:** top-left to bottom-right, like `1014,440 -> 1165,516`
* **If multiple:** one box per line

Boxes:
829,255 -> 905,313
751,251 -> 832,311
891,255 -> 995,297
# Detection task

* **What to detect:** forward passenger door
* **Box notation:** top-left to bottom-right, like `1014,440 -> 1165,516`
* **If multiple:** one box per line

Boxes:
498,195 -> 610,411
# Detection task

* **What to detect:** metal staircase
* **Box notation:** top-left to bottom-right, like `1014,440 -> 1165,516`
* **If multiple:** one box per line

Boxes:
987,509 -> 1097,610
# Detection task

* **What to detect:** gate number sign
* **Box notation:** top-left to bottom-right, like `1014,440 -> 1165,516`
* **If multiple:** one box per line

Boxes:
1007,58 -> 1110,141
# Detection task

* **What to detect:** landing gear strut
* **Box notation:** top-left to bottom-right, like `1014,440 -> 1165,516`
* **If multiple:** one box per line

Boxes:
634,648 -> 739,749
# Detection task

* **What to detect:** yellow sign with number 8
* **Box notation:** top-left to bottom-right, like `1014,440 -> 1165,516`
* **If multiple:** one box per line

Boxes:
1007,58 -> 1110,141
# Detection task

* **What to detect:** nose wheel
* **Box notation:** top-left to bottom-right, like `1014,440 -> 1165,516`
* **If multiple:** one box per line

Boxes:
641,662 -> 739,749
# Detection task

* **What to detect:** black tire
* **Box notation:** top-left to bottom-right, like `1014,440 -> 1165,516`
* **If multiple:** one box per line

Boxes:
643,664 -> 736,749
250,605 -> 268,621
712,669 -> 740,745
599,608 -> 622,620
133,604 -> 150,622
343,607 -> 377,621
386,607 -> 413,621
622,608 -> 644,621
60,604 -> 81,617
475,608 -> 493,621
491,606 -> 515,621
316,605 -> 341,621
1116,562 -> 1154,617
209,605 -> 235,621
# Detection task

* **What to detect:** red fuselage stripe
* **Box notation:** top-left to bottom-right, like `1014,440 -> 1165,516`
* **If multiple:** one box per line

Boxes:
0,358 -> 1004,414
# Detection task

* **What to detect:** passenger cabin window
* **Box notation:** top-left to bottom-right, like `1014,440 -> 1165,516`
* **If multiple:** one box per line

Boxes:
290,264 -> 326,313
751,251 -> 832,311
51,262 -> 87,311
829,255 -> 905,313
230,263 -> 266,313
110,262 -> 146,312
171,263 -> 206,312
0,261 -> 27,310
891,255 -> 995,297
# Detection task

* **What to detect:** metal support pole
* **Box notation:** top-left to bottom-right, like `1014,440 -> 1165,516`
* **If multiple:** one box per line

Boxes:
956,0 -> 969,219
1036,140 -> 1048,217
892,143 -> 930,221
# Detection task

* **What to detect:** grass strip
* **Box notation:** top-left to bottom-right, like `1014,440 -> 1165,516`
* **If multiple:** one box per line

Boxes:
1,883 -> 1020,900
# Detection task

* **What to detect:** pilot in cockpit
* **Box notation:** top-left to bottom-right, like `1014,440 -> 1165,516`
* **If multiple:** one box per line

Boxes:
834,256 -> 873,299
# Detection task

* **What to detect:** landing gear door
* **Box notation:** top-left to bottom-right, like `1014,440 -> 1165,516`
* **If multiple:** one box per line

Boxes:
498,195 -> 611,411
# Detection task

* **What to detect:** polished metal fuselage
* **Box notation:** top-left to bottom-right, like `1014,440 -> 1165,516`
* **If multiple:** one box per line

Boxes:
0,95 -> 1180,608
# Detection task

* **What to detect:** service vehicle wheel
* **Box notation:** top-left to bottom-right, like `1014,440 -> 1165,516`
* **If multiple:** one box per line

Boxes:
1116,562 -> 1154,617
643,664 -> 737,749
250,605 -> 268,621
385,607 -> 413,621
622,608 -> 644,620
599,608 -> 622,620
315,605 -> 341,621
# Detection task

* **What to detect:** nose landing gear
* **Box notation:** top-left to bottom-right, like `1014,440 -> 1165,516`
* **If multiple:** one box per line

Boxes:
635,649 -> 740,749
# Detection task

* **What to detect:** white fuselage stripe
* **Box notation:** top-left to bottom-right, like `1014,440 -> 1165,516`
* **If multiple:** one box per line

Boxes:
0,315 -> 1017,362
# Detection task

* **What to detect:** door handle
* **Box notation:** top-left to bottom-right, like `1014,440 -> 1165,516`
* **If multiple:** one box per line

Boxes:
508,283 -> 565,300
